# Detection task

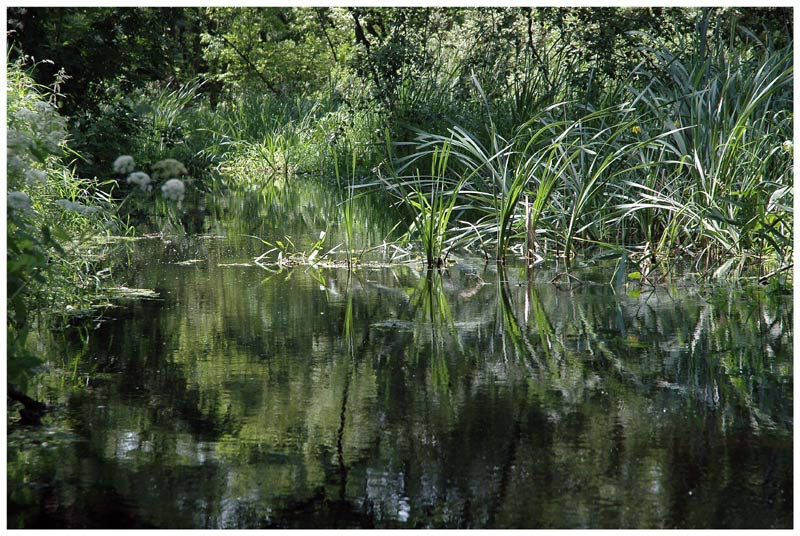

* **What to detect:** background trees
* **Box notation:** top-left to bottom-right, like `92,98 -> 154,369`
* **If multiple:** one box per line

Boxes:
7,6 -> 792,260
10,7 -> 790,121
6,5 -> 793,275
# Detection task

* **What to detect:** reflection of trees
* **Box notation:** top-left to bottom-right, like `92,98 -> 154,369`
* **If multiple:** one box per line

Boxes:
11,259 -> 792,528
204,181 -> 400,258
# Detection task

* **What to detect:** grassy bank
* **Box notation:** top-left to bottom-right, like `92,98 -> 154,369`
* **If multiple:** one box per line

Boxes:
7,59 -> 128,389
10,8 -> 793,280
175,11 -> 791,280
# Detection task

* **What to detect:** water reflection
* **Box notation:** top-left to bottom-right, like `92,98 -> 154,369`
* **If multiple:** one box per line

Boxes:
7,186 -> 793,528
9,252 -> 791,528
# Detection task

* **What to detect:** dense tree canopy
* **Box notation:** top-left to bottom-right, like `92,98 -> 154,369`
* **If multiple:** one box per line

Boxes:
8,6 -> 792,115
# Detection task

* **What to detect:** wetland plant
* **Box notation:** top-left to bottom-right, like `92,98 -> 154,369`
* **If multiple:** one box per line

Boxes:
397,102 -> 645,266
611,15 -> 793,274
333,149 -> 357,266
381,139 -> 466,268
7,59 -> 125,392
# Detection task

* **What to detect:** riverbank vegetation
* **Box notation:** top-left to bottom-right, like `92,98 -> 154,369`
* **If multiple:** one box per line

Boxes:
6,7 -> 793,398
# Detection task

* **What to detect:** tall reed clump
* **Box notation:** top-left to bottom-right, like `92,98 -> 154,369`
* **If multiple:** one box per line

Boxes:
380,134 -> 469,268
202,93 -> 322,188
201,84 -> 384,192
613,11 -> 793,274
395,100 -> 656,266
333,149 -> 357,266
136,78 -> 206,168
371,13 -> 791,277
405,120 -> 535,263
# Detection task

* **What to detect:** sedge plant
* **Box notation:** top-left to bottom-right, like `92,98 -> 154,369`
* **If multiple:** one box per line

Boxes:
381,139 -> 467,268
613,13 -> 793,273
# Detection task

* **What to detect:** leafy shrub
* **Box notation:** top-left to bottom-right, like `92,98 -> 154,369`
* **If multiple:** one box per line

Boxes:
7,58 -> 121,388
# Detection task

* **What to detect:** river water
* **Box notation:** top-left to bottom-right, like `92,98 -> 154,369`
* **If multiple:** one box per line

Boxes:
7,184 -> 793,528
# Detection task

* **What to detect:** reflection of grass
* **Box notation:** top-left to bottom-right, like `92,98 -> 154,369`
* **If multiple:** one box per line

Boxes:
415,271 -> 456,398
410,270 -> 454,328
682,290 -> 793,431
15,254 -> 793,528
343,274 -> 355,346
525,281 -> 557,361
497,271 -> 529,362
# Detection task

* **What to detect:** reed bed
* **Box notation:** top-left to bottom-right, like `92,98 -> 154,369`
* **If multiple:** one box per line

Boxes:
369,15 -> 792,277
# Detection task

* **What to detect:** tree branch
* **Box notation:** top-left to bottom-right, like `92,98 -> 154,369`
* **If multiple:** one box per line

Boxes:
219,34 -> 280,96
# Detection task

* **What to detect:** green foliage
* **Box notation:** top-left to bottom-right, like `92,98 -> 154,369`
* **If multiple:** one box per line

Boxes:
389,141 -> 465,268
7,7 -> 208,115
7,59 -> 122,388
201,7 -> 349,95
7,6 -> 793,278
70,78 -> 209,181
333,149 -> 357,265
613,10 -> 793,272
203,92 -> 322,185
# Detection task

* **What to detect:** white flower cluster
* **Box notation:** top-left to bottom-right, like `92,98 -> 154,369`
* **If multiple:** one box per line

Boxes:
161,178 -> 185,202
12,101 -> 67,154
7,129 -> 30,153
7,191 -> 33,215
112,153 -> 191,207
6,100 -> 67,156
783,140 -> 793,156
55,199 -> 102,216
126,171 -> 152,192
152,158 -> 188,181
24,168 -> 47,186
113,155 -> 136,175
112,154 -> 190,204
7,99 -> 67,188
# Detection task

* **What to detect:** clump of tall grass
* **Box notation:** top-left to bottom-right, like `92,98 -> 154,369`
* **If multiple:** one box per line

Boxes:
612,12 -> 793,274
391,99 -> 655,266
200,86 -> 385,190
135,78 -> 206,167
379,137 -> 467,268
375,13 -> 792,279
201,93 -> 321,187
333,149 -> 357,266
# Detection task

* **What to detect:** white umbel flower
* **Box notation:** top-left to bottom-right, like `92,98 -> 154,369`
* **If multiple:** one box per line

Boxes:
8,191 -> 32,214
113,155 -> 136,174
56,199 -> 101,216
126,171 -> 152,192
152,158 -> 188,181
161,178 -> 185,202
24,168 -> 47,186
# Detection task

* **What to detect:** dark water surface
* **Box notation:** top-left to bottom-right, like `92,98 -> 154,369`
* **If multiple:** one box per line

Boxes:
7,187 -> 793,529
